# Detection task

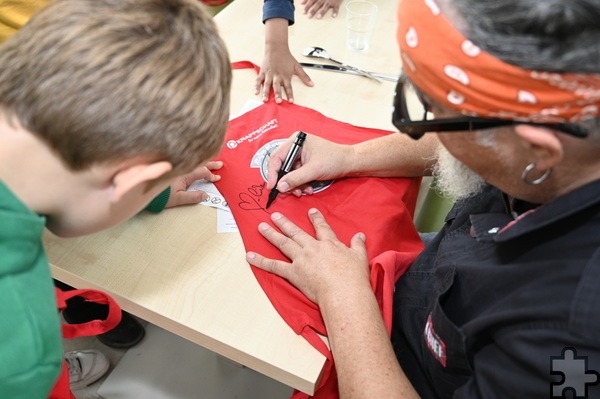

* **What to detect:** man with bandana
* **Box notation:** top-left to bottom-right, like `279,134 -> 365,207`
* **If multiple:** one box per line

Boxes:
247,0 -> 600,397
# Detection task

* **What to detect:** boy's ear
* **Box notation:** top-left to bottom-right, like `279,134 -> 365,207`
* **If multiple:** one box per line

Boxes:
110,160 -> 173,203
513,125 -> 564,171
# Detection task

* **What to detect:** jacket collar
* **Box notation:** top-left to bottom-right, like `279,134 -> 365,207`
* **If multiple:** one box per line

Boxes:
495,179 -> 600,242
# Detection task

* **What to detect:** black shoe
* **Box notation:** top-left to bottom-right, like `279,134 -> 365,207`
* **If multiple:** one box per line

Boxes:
96,311 -> 145,349
61,294 -> 145,349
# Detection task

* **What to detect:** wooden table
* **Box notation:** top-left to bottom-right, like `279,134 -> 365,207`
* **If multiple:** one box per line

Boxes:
44,0 -> 402,395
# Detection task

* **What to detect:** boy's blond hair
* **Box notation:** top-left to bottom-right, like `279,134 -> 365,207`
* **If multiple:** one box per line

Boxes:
0,0 -> 231,177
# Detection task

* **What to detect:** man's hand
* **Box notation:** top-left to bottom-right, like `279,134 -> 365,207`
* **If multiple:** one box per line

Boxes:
267,133 -> 354,196
246,208 -> 370,305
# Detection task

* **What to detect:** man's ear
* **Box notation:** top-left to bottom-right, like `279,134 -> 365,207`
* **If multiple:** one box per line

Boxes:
514,125 -> 564,170
110,160 -> 173,203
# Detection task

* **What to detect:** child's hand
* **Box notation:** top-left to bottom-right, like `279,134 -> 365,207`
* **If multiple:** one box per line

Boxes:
302,0 -> 343,19
256,18 -> 313,104
165,161 -> 223,209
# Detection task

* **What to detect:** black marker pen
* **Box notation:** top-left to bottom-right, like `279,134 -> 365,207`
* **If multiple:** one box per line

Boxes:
266,132 -> 307,209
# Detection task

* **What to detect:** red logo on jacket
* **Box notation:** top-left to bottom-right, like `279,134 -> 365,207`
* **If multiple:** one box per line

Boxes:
424,314 -> 447,367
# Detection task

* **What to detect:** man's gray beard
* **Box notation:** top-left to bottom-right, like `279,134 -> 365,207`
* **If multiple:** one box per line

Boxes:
432,145 -> 486,200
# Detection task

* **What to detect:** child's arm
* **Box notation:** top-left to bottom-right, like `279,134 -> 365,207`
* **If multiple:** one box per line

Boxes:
256,0 -> 313,104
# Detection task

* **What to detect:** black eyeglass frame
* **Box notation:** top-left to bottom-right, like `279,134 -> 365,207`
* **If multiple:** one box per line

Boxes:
391,75 -> 590,140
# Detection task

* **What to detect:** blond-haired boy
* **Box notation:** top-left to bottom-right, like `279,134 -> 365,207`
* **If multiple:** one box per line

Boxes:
0,0 -> 231,396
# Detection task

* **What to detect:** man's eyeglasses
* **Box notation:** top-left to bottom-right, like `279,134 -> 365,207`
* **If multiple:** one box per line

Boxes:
391,75 -> 589,140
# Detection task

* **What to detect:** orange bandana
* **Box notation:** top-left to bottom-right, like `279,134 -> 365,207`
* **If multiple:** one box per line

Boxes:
397,0 -> 600,123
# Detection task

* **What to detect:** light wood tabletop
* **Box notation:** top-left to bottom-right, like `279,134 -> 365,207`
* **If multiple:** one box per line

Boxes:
44,0 -> 402,395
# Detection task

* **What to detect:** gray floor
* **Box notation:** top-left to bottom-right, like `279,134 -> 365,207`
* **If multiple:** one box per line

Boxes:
63,318 -> 293,399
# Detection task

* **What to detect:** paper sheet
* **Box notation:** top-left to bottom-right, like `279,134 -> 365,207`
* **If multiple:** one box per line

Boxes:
187,179 -> 230,211
217,208 -> 239,233
186,180 -> 238,233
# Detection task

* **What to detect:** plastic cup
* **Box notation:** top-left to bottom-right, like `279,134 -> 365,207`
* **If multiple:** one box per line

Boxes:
345,1 -> 378,52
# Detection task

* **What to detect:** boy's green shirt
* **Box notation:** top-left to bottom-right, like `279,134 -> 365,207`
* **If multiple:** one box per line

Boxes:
144,186 -> 171,213
0,180 -> 63,398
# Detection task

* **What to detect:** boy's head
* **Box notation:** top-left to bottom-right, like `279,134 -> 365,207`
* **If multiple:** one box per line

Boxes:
0,0 -> 231,236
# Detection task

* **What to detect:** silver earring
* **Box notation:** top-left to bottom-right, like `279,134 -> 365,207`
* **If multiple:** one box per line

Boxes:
521,163 -> 552,185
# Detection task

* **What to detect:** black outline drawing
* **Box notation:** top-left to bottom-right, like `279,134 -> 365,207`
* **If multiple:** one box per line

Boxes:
237,183 -> 268,213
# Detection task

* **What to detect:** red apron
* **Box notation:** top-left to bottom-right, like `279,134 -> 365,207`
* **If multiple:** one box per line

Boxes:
216,63 -> 424,398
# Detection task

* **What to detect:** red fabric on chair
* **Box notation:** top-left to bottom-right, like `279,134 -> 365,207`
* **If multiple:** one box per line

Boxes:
214,92 -> 424,398
55,288 -> 122,339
